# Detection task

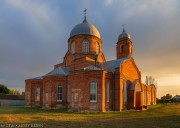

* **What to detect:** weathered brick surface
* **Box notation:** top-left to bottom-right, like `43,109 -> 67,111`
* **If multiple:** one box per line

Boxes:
25,30 -> 156,112
62,35 -> 106,68
25,79 -> 43,107
116,38 -> 133,59
42,76 -> 67,109
68,70 -> 107,111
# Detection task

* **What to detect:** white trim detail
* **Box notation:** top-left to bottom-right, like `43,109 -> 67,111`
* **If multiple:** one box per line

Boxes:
57,85 -> 62,102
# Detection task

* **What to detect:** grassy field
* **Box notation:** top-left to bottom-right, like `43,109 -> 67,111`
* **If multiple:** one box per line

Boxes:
0,104 -> 179,128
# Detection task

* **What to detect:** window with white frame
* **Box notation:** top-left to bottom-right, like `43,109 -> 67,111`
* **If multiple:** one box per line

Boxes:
57,86 -> 62,101
96,42 -> 100,54
90,81 -> 97,102
71,41 -> 75,54
35,87 -> 40,101
106,82 -> 110,102
82,40 -> 89,52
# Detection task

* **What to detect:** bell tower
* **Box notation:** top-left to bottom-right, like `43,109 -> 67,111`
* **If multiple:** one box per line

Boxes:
116,28 -> 133,59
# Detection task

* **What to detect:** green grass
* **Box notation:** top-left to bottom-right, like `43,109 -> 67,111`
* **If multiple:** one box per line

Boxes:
0,104 -> 179,128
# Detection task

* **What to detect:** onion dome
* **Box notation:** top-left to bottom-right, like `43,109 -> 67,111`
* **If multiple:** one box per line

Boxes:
118,28 -> 131,40
70,17 -> 101,39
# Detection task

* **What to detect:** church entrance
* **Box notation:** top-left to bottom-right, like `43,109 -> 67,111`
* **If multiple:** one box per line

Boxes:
135,83 -> 142,109
123,80 -> 132,110
126,80 -> 142,109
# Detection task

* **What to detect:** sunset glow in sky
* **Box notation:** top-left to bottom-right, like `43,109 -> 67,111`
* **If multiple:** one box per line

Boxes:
0,0 -> 180,98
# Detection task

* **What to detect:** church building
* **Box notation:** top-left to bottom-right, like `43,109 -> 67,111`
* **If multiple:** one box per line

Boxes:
25,12 -> 156,112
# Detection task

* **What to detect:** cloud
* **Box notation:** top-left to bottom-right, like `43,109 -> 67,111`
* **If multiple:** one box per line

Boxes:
105,0 -> 113,6
0,0 -> 179,97
5,0 -> 64,38
0,0 -> 67,88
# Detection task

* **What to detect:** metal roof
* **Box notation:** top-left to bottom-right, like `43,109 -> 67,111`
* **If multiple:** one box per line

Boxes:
118,29 -> 131,40
80,65 -> 103,71
70,20 -> 101,39
29,56 -> 130,80
99,55 -> 130,73
0,94 -> 25,100
45,67 -> 70,76
29,67 -> 70,80
30,76 -> 43,80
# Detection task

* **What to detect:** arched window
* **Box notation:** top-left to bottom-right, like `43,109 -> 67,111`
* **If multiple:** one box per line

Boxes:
35,87 -> 40,101
120,45 -> 124,53
57,85 -> 62,101
82,40 -> 89,52
96,42 -> 100,54
130,47 -> 132,54
106,82 -> 109,102
90,81 -> 97,102
71,41 -> 75,54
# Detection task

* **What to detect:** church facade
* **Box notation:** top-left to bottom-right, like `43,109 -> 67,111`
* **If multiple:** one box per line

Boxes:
25,15 -> 156,112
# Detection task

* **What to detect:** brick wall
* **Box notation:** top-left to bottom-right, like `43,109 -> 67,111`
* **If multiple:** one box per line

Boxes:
68,69 -> 108,112
63,35 -> 106,67
25,79 -> 43,107
42,76 -> 67,109
116,38 -> 133,59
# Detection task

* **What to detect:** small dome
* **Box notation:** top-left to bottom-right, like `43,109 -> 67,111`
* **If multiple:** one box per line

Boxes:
70,19 -> 101,39
118,29 -> 131,40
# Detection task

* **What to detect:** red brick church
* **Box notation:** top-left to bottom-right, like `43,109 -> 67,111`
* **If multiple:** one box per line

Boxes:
25,13 -> 156,112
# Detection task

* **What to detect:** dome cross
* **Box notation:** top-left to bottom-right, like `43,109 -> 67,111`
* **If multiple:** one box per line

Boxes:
83,8 -> 87,23
122,24 -> 125,32
84,8 -> 87,16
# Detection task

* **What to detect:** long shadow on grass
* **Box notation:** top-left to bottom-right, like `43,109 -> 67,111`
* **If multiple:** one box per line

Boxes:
39,115 -> 180,128
0,106 -> 67,114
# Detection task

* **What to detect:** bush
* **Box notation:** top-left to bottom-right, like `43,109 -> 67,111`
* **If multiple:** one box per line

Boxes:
0,84 -> 10,94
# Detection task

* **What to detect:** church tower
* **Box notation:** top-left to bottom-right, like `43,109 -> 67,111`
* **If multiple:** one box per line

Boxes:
116,28 -> 133,59
61,9 -> 106,69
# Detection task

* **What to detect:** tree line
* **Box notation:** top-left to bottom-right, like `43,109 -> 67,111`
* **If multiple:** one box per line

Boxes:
0,84 -> 24,95
158,93 -> 180,103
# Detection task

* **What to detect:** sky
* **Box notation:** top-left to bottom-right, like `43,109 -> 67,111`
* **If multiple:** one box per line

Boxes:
0,0 -> 180,98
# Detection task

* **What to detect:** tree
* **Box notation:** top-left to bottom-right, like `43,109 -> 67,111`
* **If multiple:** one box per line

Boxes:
9,89 -> 21,95
0,84 -> 10,94
161,93 -> 172,101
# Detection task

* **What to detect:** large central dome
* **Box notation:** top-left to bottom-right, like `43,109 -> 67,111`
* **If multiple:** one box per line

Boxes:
70,19 -> 101,39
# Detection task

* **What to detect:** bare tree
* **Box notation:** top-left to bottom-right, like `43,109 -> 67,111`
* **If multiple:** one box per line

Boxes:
9,89 -> 21,95
145,76 -> 157,86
